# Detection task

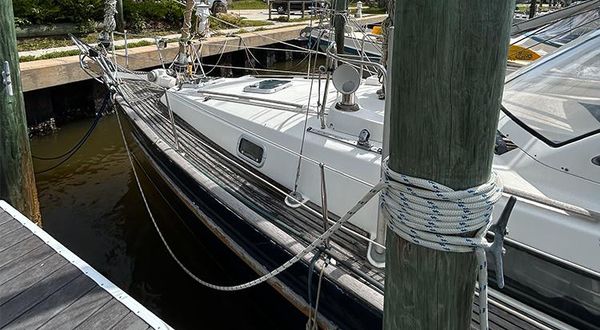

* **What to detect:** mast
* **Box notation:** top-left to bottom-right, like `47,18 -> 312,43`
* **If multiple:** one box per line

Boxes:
0,0 -> 42,224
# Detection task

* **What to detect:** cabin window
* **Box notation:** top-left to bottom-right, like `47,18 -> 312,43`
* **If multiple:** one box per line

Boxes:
502,33 -> 600,146
238,137 -> 264,166
243,79 -> 292,94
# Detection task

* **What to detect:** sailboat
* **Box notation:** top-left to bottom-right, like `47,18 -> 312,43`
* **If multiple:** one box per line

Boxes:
72,1 -> 600,328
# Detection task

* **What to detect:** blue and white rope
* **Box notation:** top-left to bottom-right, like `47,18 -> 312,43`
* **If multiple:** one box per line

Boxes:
381,161 -> 503,330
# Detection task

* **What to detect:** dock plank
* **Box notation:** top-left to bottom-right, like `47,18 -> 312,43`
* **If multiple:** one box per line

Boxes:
0,252 -> 67,305
0,218 -> 23,239
2,274 -> 96,330
0,201 -> 168,330
111,312 -> 151,330
0,243 -> 55,286
37,286 -> 114,330
0,227 -> 32,253
0,235 -> 44,269
0,263 -> 80,327
0,211 -> 13,226
75,299 -> 131,329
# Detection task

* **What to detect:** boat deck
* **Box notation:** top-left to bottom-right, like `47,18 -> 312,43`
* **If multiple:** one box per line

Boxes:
116,76 -> 567,330
0,201 -> 170,330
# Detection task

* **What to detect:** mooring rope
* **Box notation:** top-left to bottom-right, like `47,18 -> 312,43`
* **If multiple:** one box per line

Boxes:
33,95 -> 111,174
381,161 -> 503,330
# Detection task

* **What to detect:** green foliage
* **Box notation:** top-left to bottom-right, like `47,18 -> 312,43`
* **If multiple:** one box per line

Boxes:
123,0 -> 184,31
13,0 -> 104,24
12,0 -> 183,29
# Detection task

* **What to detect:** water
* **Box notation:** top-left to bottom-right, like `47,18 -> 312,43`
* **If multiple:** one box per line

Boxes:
31,114 -> 306,329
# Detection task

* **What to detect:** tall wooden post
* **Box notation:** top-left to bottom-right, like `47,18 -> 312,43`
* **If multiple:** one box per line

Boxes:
116,0 -> 125,32
333,0 -> 347,54
0,0 -> 41,223
529,0 -> 538,18
383,1 -> 514,329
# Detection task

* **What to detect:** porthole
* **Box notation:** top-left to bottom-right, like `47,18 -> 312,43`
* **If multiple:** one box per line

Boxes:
237,136 -> 265,167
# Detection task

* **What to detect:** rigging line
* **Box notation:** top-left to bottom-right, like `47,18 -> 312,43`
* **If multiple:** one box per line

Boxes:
345,16 -> 383,53
310,263 -> 326,330
202,64 -> 309,76
204,39 -> 229,76
32,96 -> 110,160
512,16 -> 600,57
216,44 -> 318,54
510,7 -> 600,46
207,13 -> 331,55
114,81 -> 385,249
118,97 -> 383,291
306,249 -> 323,330
512,4 -> 600,38
291,10 -> 318,193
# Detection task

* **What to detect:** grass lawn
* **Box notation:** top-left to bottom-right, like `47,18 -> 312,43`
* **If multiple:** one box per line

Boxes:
19,39 -> 162,62
270,15 -> 318,22
229,0 -> 267,10
17,30 -> 179,52
211,13 -> 273,29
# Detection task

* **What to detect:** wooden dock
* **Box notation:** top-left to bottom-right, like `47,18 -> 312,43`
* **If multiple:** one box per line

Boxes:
0,200 -> 171,330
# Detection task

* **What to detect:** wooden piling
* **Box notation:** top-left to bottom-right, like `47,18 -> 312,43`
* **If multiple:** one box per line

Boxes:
529,0 -> 538,19
116,0 -> 125,32
383,1 -> 514,329
333,0 -> 347,54
0,0 -> 41,224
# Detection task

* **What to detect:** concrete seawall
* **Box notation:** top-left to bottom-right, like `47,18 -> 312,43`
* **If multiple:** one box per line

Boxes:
19,15 -> 386,92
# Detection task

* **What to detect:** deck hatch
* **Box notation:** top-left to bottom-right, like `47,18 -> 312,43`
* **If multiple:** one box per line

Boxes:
243,79 -> 292,94
238,137 -> 265,166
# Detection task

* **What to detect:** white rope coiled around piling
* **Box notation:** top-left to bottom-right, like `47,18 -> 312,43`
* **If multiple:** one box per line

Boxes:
381,161 -> 503,330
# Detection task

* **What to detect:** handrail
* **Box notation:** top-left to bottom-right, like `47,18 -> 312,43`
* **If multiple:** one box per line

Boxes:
197,90 -> 308,110
503,186 -> 600,222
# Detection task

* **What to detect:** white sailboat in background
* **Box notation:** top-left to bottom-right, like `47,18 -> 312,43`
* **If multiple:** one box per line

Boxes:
71,0 -> 600,328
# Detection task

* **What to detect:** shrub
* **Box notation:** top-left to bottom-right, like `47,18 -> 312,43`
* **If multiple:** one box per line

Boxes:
13,0 -> 104,24
123,0 -> 184,30
13,0 -> 184,29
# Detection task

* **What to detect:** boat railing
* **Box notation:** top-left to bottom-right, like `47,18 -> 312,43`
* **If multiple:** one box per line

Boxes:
71,34 -> 388,254
325,43 -> 387,80
148,81 -> 386,251
195,90 -> 319,113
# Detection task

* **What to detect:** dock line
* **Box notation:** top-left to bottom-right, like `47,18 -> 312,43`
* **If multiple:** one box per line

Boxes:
33,93 -> 111,174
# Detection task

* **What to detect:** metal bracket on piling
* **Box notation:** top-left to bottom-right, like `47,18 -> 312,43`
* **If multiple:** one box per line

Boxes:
2,61 -> 14,101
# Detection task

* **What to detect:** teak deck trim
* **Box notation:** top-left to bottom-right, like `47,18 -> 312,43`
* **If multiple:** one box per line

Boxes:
0,200 -> 172,330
